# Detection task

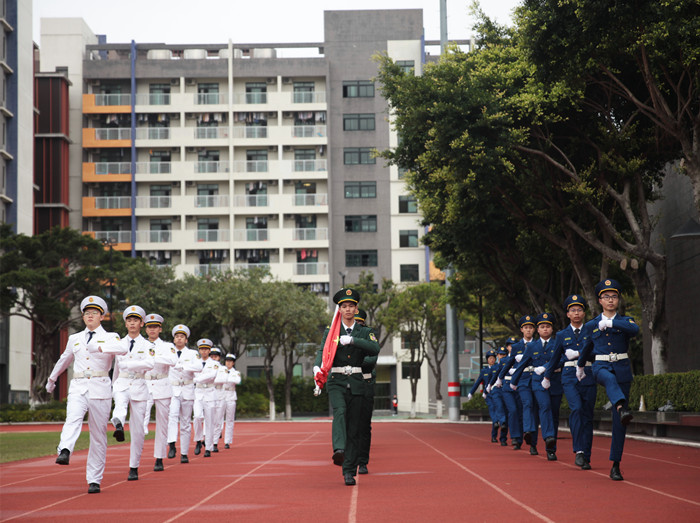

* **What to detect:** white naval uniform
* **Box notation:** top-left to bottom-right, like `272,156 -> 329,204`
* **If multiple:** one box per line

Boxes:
145,338 -> 178,460
193,358 -> 220,452
111,334 -> 154,469
48,325 -> 124,486
217,366 -> 242,445
167,347 -> 201,455
213,367 -> 226,443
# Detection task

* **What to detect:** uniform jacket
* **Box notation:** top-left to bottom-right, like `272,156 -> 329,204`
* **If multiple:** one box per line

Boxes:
194,358 -> 220,401
145,338 -> 179,400
215,366 -> 242,401
544,325 -> 595,387
468,366 -> 490,396
48,325 -> 124,400
498,339 -> 530,381
578,313 -> 639,383
169,347 -> 202,400
113,334 -> 154,401
512,337 -> 554,390
314,322 -> 380,395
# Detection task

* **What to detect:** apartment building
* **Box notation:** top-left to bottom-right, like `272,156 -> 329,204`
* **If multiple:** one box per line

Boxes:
35,10 -> 451,412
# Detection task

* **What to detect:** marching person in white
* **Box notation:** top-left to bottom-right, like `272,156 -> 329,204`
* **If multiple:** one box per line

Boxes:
111,305 -> 154,481
143,313 -> 178,472
192,338 -> 219,457
210,347 -> 225,453
45,296 -> 125,494
167,324 -> 200,463
217,353 -> 242,449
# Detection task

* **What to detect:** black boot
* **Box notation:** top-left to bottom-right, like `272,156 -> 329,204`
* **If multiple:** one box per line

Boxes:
154,458 -> 164,471
55,448 -> 70,465
194,440 -> 202,455
610,461 -> 624,481
167,442 -> 176,459
128,467 -> 138,481
113,421 -> 125,442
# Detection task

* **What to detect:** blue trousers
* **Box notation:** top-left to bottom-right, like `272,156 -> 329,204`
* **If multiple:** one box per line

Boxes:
595,367 -> 631,462
502,387 -> 523,442
518,385 -> 539,447
532,387 -> 555,440
563,381 -> 596,460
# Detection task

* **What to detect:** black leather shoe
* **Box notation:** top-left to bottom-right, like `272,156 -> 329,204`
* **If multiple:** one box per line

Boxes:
619,407 -> 633,426
512,441 -> 522,450
56,448 -> 70,465
167,442 -> 176,459
575,453 -> 585,467
581,459 -> 592,470
358,464 -> 368,475
332,449 -> 345,466
500,441 -> 508,446
194,441 -> 202,455
87,482 -> 100,494
610,461 -> 624,481
344,473 -> 356,486
180,455 -> 189,464
128,467 -> 138,481
213,444 -> 219,453
491,437 -> 498,443
530,446 -> 539,455
523,432 -> 532,446
545,437 -> 556,450
546,450 -> 557,461
113,421 -> 125,442
154,458 -> 164,471
204,450 -> 211,457
225,444 -> 230,449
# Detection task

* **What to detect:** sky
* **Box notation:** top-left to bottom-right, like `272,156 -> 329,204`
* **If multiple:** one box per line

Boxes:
33,0 -> 521,51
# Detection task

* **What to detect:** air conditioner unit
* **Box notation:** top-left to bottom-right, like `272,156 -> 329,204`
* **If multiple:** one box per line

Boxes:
186,113 -> 197,119
89,79 -> 100,86
282,77 -> 292,84
283,145 -> 292,152
283,180 -> 294,185
170,78 -> 180,86
186,147 -> 196,153
283,112 -> 294,118
267,111 -> 277,117
187,215 -> 197,221
172,215 -> 180,220
170,113 -> 180,119
266,77 -> 276,84
186,181 -> 195,186
186,79 -> 196,86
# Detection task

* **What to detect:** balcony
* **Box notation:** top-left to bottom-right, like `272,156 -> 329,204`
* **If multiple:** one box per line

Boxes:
135,162 -> 172,174
293,228 -> 328,241
135,196 -> 171,209
234,93 -> 268,105
292,125 -> 326,138
293,193 -> 327,206
82,94 -> 131,114
83,162 -> 131,182
292,159 -> 327,172
195,229 -> 230,242
195,264 -> 226,276
194,195 -> 230,208
92,230 -> 132,244
233,229 -> 269,242
194,126 -> 229,139
82,196 -> 131,217
134,93 -> 171,106
83,127 -> 131,148
135,230 -> 172,243
233,194 -> 269,207
135,128 -> 171,140
294,262 -> 329,276
232,126 -> 268,139
232,160 -> 268,173
195,93 -> 228,105
291,92 -> 326,104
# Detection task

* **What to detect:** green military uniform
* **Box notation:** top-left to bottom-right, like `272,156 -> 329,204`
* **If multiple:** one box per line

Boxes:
355,309 -> 377,474
314,291 -> 380,480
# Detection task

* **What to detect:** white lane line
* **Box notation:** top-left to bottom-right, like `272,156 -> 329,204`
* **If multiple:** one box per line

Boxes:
348,476 -> 359,523
405,430 -> 555,523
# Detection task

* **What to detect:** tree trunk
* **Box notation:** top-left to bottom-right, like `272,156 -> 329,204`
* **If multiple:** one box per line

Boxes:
436,399 -> 444,419
265,370 -> 276,421
32,327 -> 62,403
630,266 -> 668,374
284,366 -> 293,420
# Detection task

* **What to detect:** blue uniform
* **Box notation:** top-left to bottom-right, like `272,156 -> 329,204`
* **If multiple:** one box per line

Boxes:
495,344 -> 528,445
512,338 -> 555,442
489,357 -> 509,444
578,313 -> 639,462
545,324 -> 596,461
500,339 -> 538,447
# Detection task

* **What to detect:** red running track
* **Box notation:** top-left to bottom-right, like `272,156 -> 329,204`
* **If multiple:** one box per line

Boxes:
1,420 -> 699,522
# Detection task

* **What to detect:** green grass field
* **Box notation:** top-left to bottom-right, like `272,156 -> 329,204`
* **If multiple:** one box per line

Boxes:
0,430 -> 154,463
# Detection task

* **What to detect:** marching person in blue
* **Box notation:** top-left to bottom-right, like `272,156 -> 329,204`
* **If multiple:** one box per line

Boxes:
542,294 -> 596,470
511,312 -> 558,460
467,350 -> 500,442
487,347 -> 510,445
577,279 -> 638,481
497,316 -> 537,454
493,334 -> 525,449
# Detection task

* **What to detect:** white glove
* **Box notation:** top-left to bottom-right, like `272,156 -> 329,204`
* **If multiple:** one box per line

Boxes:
46,378 -> 56,394
542,377 -> 551,389
467,393 -> 473,401
511,384 -> 518,391
86,342 -> 100,353
598,318 -> 613,331
313,365 -> 321,376
508,368 -> 516,375
565,349 -> 579,360
515,354 -> 523,362
339,335 -> 353,346
486,385 -> 492,393
534,366 -> 545,375
482,393 -> 487,399
576,366 -> 586,381
494,378 -> 503,388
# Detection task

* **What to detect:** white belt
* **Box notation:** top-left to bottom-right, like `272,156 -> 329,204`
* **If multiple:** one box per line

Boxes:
196,383 -> 213,389
523,366 -> 534,372
215,384 -> 223,390
331,366 -> 363,375
565,361 -> 592,367
171,379 -> 193,386
504,376 -> 512,381
146,373 -> 169,380
595,353 -> 628,362
124,373 -> 145,380
362,373 -> 372,380
73,370 -> 109,379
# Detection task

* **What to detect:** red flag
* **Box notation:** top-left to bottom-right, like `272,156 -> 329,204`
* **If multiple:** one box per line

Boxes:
315,305 -> 341,390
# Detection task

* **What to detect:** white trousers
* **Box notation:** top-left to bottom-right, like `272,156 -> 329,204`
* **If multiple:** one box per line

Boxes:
193,398 -> 215,451
214,398 -> 225,442
152,397 -> 171,459
126,399 -> 147,468
223,399 -> 237,445
111,388 -> 131,427
167,395 -> 193,455
144,393 -> 154,434
58,391 -> 111,485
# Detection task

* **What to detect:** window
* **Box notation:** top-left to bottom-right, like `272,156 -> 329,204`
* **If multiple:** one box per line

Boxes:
342,80 -> 375,98
197,83 -> 219,104
346,250 -> 378,267
345,181 -> 376,199
401,361 -> 422,379
345,215 -> 377,233
246,366 -> 265,378
246,82 -> 267,104
398,167 -> 408,179
344,147 -> 375,165
400,264 -> 420,282
396,60 -> 415,75
293,82 -> 315,103
399,195 -> 418,213
343,113 -> 375,131
399,230 -> 419,247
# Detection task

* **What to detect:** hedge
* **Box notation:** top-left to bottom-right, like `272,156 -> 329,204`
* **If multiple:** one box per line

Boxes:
461,370 -> 700,413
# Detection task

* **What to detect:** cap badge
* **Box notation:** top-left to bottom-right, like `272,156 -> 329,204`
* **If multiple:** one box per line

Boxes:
605,279 -> 611,285
572,295 -> 577,300
346,289 -> 352,295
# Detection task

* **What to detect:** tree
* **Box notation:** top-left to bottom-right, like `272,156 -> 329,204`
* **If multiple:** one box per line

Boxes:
350,271 -> 398,348
0,225 -> 131,401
